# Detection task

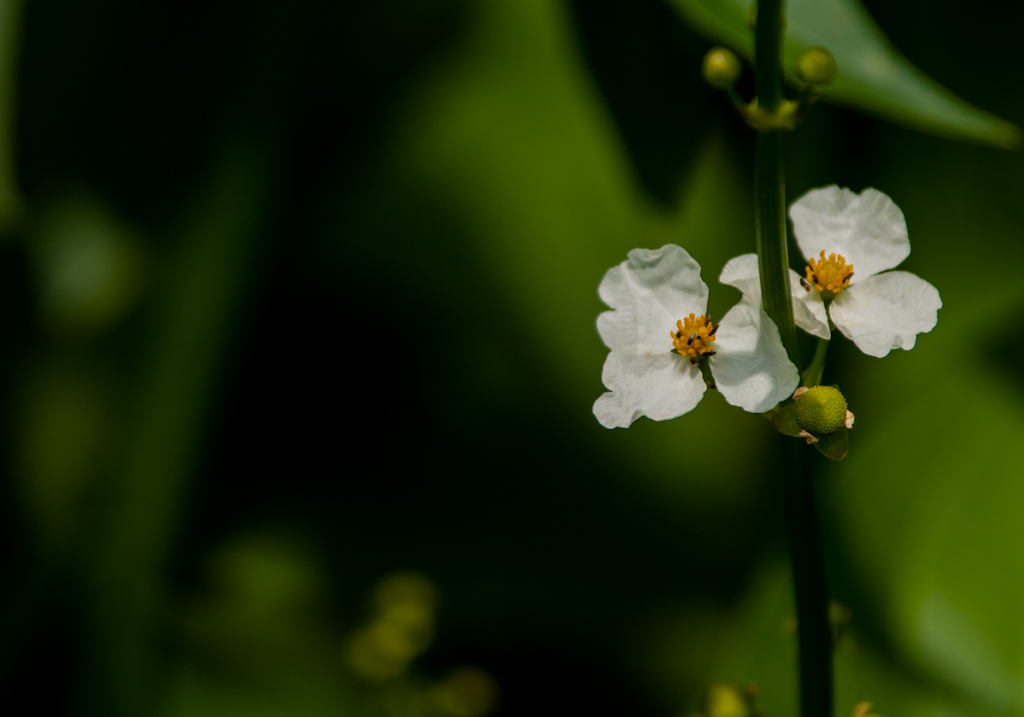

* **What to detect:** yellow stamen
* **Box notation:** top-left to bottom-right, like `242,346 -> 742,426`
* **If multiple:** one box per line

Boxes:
805,250 -> 853,295
671,313 -> 716,365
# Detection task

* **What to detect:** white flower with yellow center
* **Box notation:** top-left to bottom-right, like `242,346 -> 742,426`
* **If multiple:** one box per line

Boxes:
787,185 -> 942,357
593,245 -> 799,429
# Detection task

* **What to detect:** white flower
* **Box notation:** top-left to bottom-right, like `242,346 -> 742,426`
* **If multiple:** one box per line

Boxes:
593,245 -> 799,429
788,186 -> 942,358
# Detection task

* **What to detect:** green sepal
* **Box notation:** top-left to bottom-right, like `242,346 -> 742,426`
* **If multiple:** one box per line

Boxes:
766,401 -> 803,437
742,98 -> 801,131
813,425 -> 849,461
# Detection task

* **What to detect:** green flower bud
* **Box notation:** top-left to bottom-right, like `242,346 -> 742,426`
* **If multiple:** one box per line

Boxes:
704,684 -> 749,717
702,47 -> 742,90
797,47 -> 837,86
794,385 -> 847,436
854,701 -> 883,717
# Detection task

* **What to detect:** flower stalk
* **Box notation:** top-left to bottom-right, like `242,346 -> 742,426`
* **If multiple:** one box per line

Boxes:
801,337 -> 830,388
753,1 -> 833,716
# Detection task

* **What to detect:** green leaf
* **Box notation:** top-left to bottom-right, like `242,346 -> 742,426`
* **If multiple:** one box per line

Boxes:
85,129 -> 282,715
668,0 -> 1021,148
829,354 -> 1024,711
707,564 -> 1005,717
341,1 -> 776,504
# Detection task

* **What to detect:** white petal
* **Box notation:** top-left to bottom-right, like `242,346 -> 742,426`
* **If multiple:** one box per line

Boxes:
593,349 -> 706,428
709,298 -> 800,413
789,186 -> 909,283
829,271 -> 942,358
791,268 -> 831,339
719,253 -> 761,296
720,253 -> 830,340
597,245 -> 708,351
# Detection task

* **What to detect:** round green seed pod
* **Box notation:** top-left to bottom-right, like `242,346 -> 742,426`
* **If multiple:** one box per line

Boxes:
797,47 -> 837,86
794,385 -> 847,436
702,47 -> 742,90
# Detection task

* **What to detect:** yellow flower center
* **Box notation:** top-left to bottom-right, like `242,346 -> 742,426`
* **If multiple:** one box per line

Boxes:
804,250 -> 853,295
671,313 -> 717,365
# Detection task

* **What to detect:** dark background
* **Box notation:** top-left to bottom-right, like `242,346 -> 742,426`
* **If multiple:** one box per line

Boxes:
3,1 -> 1024,715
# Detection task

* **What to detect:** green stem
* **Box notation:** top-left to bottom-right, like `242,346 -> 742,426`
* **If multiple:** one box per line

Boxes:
802,337 -> 830,387
754,0 -> 783,109
755,132 -> 799,365
782,438 -> 833,717
0,0 -> 22,229
753,2 -> 832,716
83,129 -> 280,715
752,0 -> 799,366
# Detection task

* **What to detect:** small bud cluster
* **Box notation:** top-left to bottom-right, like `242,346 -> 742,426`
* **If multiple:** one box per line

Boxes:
700,44 -> 837,132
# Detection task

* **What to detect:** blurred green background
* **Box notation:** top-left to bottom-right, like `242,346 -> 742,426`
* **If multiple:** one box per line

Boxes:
3,0 -> 1024,715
